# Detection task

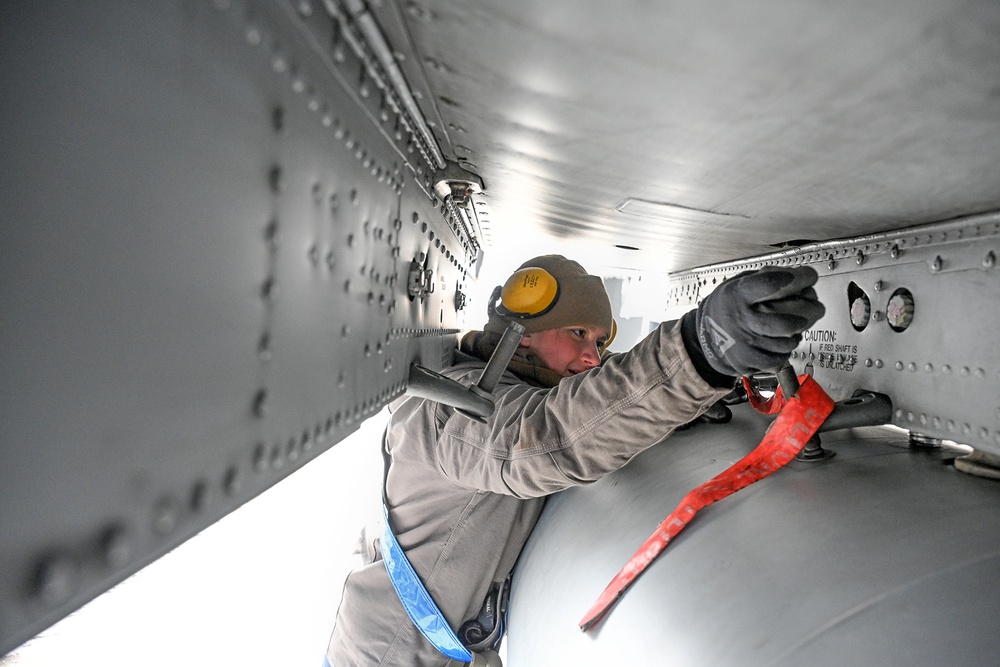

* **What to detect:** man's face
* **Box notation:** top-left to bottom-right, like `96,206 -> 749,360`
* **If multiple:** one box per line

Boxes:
521,325 -> 610,378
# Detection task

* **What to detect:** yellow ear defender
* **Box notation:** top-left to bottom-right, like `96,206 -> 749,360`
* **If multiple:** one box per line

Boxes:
489,267 -> 561,319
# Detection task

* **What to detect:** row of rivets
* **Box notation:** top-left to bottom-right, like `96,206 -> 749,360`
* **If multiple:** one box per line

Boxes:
27,449 -> 248,611
894,409 -> 1000,445
229,3 -> 407,195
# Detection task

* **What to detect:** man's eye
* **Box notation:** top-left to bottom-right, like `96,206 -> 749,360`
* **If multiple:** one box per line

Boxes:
572,329 -> 586,337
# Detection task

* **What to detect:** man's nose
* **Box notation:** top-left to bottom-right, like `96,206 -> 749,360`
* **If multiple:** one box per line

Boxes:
580,344 -> 601,368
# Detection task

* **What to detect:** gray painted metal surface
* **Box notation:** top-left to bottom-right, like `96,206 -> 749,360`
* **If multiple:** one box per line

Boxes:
509,406 -> 1000,666
3,0 -> 1000,659
662,213 -> 1000,456
1,1 -> 473,653
395,0 -> 1000,273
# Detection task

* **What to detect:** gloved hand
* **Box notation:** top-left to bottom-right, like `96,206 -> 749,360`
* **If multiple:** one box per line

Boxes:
684,266 -> 825,377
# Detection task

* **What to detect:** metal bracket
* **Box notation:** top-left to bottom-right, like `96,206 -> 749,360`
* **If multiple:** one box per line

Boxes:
774,366 -> 894,461
433,160 -> 484,206
407,257 -> 434,301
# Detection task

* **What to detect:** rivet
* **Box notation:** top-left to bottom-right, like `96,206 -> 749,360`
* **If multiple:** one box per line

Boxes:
252,389 -> 268,418
347,233 -> 355,247
308,244 -> 320,265
326,251 -> 336,270
865,358 -> 873,367
981,427 -> 990,441
269,165 -> 285,193
985,250 -> 997,268
152,498 -> 178,535
895,361 -> 904,371
924,363 -> 933,373
890,244 -> 900,259
856,251 -> 865,266
943,364 -> 952,374
908,362 -> 917,372
272,106 -> 286,133
873,280 -> 883,292
946,420 -> 956,432
872,310 -> 884,322
190,480 -> 210,512
931,256 -> 943,272
271,52 -> 289,74
297,0 -> 313,17
341,324 -> 351,338
961,366 -> 971,376
100,526 -> 132,568
261,277 -> 279,303
264,218 -> 280,248
253,443 -> 268,472
976,368 -> 986,378
258,334 -> 272,362
907,411 -> 915,422
875,359 -> 884,368
919,414 -> 927,425
245,25 -> 262,46
32,554 -> 78,607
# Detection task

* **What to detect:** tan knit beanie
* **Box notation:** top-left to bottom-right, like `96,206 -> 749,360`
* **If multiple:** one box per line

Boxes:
484,255 -> 613,336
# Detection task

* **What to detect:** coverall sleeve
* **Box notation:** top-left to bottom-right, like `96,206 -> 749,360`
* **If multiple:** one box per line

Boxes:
435,320 -> 733,498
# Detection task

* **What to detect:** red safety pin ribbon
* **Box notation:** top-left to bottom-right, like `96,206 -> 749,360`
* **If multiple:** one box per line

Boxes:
579,374 -> 834,631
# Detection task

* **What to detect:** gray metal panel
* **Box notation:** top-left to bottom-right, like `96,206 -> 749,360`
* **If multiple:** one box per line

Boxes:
662,213 -> 1000,455
0,1 -> 472,653
393,0 -> 1000,274
509,407 -> 1000,666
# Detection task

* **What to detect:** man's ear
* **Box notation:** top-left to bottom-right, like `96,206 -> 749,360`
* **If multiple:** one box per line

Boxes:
519,335 -> 531,348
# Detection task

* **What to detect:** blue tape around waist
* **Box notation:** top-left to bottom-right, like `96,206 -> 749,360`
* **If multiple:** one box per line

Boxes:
381,503 -> 474,663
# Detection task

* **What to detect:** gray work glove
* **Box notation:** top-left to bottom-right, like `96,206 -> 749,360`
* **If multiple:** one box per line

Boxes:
684,266 -> 825,378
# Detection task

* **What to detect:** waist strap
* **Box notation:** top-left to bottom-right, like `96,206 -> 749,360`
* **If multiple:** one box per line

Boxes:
380,503 -> 474,663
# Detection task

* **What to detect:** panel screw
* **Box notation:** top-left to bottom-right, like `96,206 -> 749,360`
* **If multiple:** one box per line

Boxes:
873,280 -> 883,292
985,250 -> 996,268
930,256 -> 943,272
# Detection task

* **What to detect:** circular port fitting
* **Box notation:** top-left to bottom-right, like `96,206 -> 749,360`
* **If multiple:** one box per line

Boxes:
886,288 -> 915,332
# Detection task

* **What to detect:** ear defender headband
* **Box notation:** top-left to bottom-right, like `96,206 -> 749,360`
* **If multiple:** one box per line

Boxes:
488,266 -> 561,320
488,265 -> 618,354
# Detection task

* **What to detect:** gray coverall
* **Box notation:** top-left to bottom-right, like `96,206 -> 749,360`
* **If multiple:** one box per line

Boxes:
325,320 -> 731,666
